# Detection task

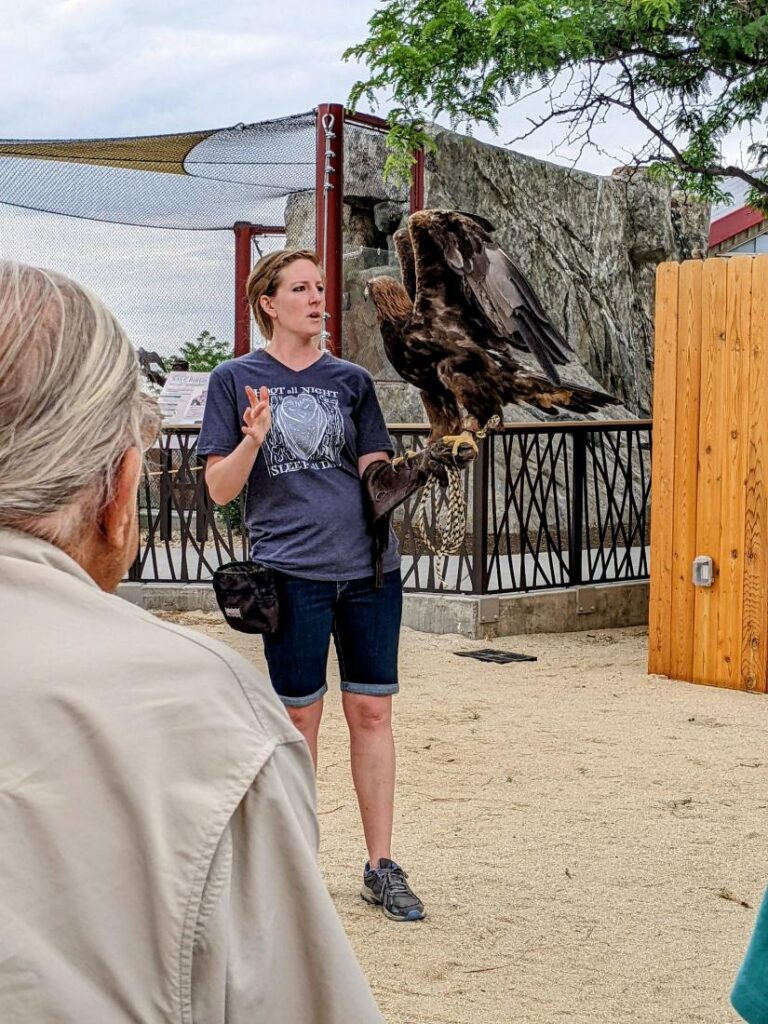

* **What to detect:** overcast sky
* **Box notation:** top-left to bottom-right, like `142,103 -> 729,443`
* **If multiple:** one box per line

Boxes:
0,0 -> 656,174
0,1 -> 746,356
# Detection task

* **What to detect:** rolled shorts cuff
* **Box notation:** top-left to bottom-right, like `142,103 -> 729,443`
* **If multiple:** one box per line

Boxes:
279,683 -> 328,708
340,681 -> 399,697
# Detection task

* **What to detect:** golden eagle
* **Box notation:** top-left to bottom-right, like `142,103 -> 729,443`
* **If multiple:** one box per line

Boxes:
366,209 -> 616,445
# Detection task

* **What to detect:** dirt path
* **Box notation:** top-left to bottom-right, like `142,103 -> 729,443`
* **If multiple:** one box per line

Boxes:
163,612 -> 767,1024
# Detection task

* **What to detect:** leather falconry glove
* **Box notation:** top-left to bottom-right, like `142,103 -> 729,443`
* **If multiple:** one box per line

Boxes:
362,439 -> 477,586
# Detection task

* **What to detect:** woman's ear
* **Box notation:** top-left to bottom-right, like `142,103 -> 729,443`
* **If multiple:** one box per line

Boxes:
259,294 -> 276,320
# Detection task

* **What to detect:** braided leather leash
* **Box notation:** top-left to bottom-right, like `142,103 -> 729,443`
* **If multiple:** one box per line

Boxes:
414,464 -> 466,586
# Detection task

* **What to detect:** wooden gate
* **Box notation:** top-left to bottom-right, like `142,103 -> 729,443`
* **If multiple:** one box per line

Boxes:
648,254 -> 768,691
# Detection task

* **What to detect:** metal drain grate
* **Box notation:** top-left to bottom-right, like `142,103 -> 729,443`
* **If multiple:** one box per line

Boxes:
454,649 -> 537,664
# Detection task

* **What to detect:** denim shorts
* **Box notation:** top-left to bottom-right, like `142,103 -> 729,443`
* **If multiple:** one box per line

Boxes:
262,568 -> 402,708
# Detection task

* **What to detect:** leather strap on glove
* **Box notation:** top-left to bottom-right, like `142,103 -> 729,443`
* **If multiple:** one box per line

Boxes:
362,439 -> 476,586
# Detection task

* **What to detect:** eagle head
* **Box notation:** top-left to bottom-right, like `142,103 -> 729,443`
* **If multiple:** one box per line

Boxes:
364,276 -> 412,324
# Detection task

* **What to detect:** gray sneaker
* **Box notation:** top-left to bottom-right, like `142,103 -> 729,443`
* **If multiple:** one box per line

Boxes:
361,859 -> 425,922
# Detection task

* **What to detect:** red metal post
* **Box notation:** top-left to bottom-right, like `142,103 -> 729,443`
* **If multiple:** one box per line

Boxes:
409,146 -> 425,214
315,103 -> 345,358
233,221 -> 253,357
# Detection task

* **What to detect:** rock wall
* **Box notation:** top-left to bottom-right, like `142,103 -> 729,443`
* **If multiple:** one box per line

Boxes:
284,123 -> 710,423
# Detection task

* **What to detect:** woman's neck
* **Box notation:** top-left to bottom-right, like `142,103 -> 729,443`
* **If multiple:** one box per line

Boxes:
264,331 -> 324,371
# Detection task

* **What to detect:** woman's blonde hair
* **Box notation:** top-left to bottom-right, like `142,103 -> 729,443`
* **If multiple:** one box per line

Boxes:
0,261 -> 160,548
246,249 -> 324,340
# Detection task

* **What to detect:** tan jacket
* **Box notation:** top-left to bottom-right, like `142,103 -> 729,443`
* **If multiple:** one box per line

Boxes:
0,529 -> 383,1024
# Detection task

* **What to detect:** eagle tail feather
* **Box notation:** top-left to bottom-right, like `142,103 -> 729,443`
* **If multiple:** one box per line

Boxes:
499,367 -> 617,416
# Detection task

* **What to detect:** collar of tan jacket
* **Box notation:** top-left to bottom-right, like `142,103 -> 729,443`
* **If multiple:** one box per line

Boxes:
0,525 -> 99,585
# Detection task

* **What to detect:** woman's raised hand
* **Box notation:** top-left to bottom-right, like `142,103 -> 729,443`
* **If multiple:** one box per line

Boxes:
242,385 -> 271,446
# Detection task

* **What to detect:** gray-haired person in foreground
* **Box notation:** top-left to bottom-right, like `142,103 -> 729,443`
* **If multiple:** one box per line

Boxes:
0,262 -> 383,1024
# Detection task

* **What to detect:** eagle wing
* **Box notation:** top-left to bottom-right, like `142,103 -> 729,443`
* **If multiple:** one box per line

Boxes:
392,227 -> 417,302
408,209 -> 573,384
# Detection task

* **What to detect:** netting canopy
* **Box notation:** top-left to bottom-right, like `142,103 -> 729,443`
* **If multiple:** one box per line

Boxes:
0,112 -> 316,230
0,108 -> 406,359
0,112 -> 324,355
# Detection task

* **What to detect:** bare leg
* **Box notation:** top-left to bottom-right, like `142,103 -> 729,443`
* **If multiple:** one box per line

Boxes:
342,692 -> 395,865
287,698 -> 324,770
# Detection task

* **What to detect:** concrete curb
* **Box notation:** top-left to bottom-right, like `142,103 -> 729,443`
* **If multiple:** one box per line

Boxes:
118,580 -> 648,639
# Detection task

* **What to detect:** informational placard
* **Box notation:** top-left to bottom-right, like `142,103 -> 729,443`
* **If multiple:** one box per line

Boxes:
158,371 -> 211,426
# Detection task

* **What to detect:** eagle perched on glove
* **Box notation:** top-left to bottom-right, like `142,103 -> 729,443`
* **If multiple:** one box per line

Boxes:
365,209 -> 616,445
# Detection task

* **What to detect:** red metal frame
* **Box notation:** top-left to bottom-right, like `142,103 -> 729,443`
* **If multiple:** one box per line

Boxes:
410,146 -> 425,213
346,107 -> 425,213
313,106 -> 425,361
233,222 -> 253,358
315,104 -> 345,357
233,223 -> 285,357
344,110 -> 391,132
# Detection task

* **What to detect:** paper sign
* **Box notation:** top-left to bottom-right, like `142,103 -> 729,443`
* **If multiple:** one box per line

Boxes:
158,371 -> 211,425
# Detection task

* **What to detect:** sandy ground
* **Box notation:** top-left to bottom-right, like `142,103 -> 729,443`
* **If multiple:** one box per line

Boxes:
161,611 -> 768,1024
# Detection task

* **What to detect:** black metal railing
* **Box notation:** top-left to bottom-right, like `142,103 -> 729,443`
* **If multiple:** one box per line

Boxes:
129,429 -> 248,583
480,421 -> 651,594
128,420 -> 652,594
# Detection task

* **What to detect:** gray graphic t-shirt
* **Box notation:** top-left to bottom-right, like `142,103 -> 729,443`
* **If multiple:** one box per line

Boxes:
198,350 -> 400,580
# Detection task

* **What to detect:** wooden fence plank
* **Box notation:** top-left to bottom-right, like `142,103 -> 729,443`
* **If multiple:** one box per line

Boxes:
648,261 -> 679,676
692,258 -> 728,685
741,255 -> 768,692
668,260 -> 703,681
713,257 -> 752,688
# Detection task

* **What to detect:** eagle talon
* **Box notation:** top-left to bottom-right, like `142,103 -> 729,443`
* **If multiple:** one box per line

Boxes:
391,449 -> 418,467
440,432 -> 479,458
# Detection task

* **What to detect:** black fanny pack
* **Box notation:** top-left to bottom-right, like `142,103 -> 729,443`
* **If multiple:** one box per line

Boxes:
212,561 -> 279,634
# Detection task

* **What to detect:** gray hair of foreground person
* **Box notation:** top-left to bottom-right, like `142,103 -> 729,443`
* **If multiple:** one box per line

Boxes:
0,261 -> 159,550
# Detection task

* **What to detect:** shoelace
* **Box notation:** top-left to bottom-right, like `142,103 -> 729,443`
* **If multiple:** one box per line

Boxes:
376,867 -> 414,902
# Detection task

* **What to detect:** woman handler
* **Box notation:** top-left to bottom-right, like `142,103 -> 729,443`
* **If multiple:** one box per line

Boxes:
198,249 -> 464,922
